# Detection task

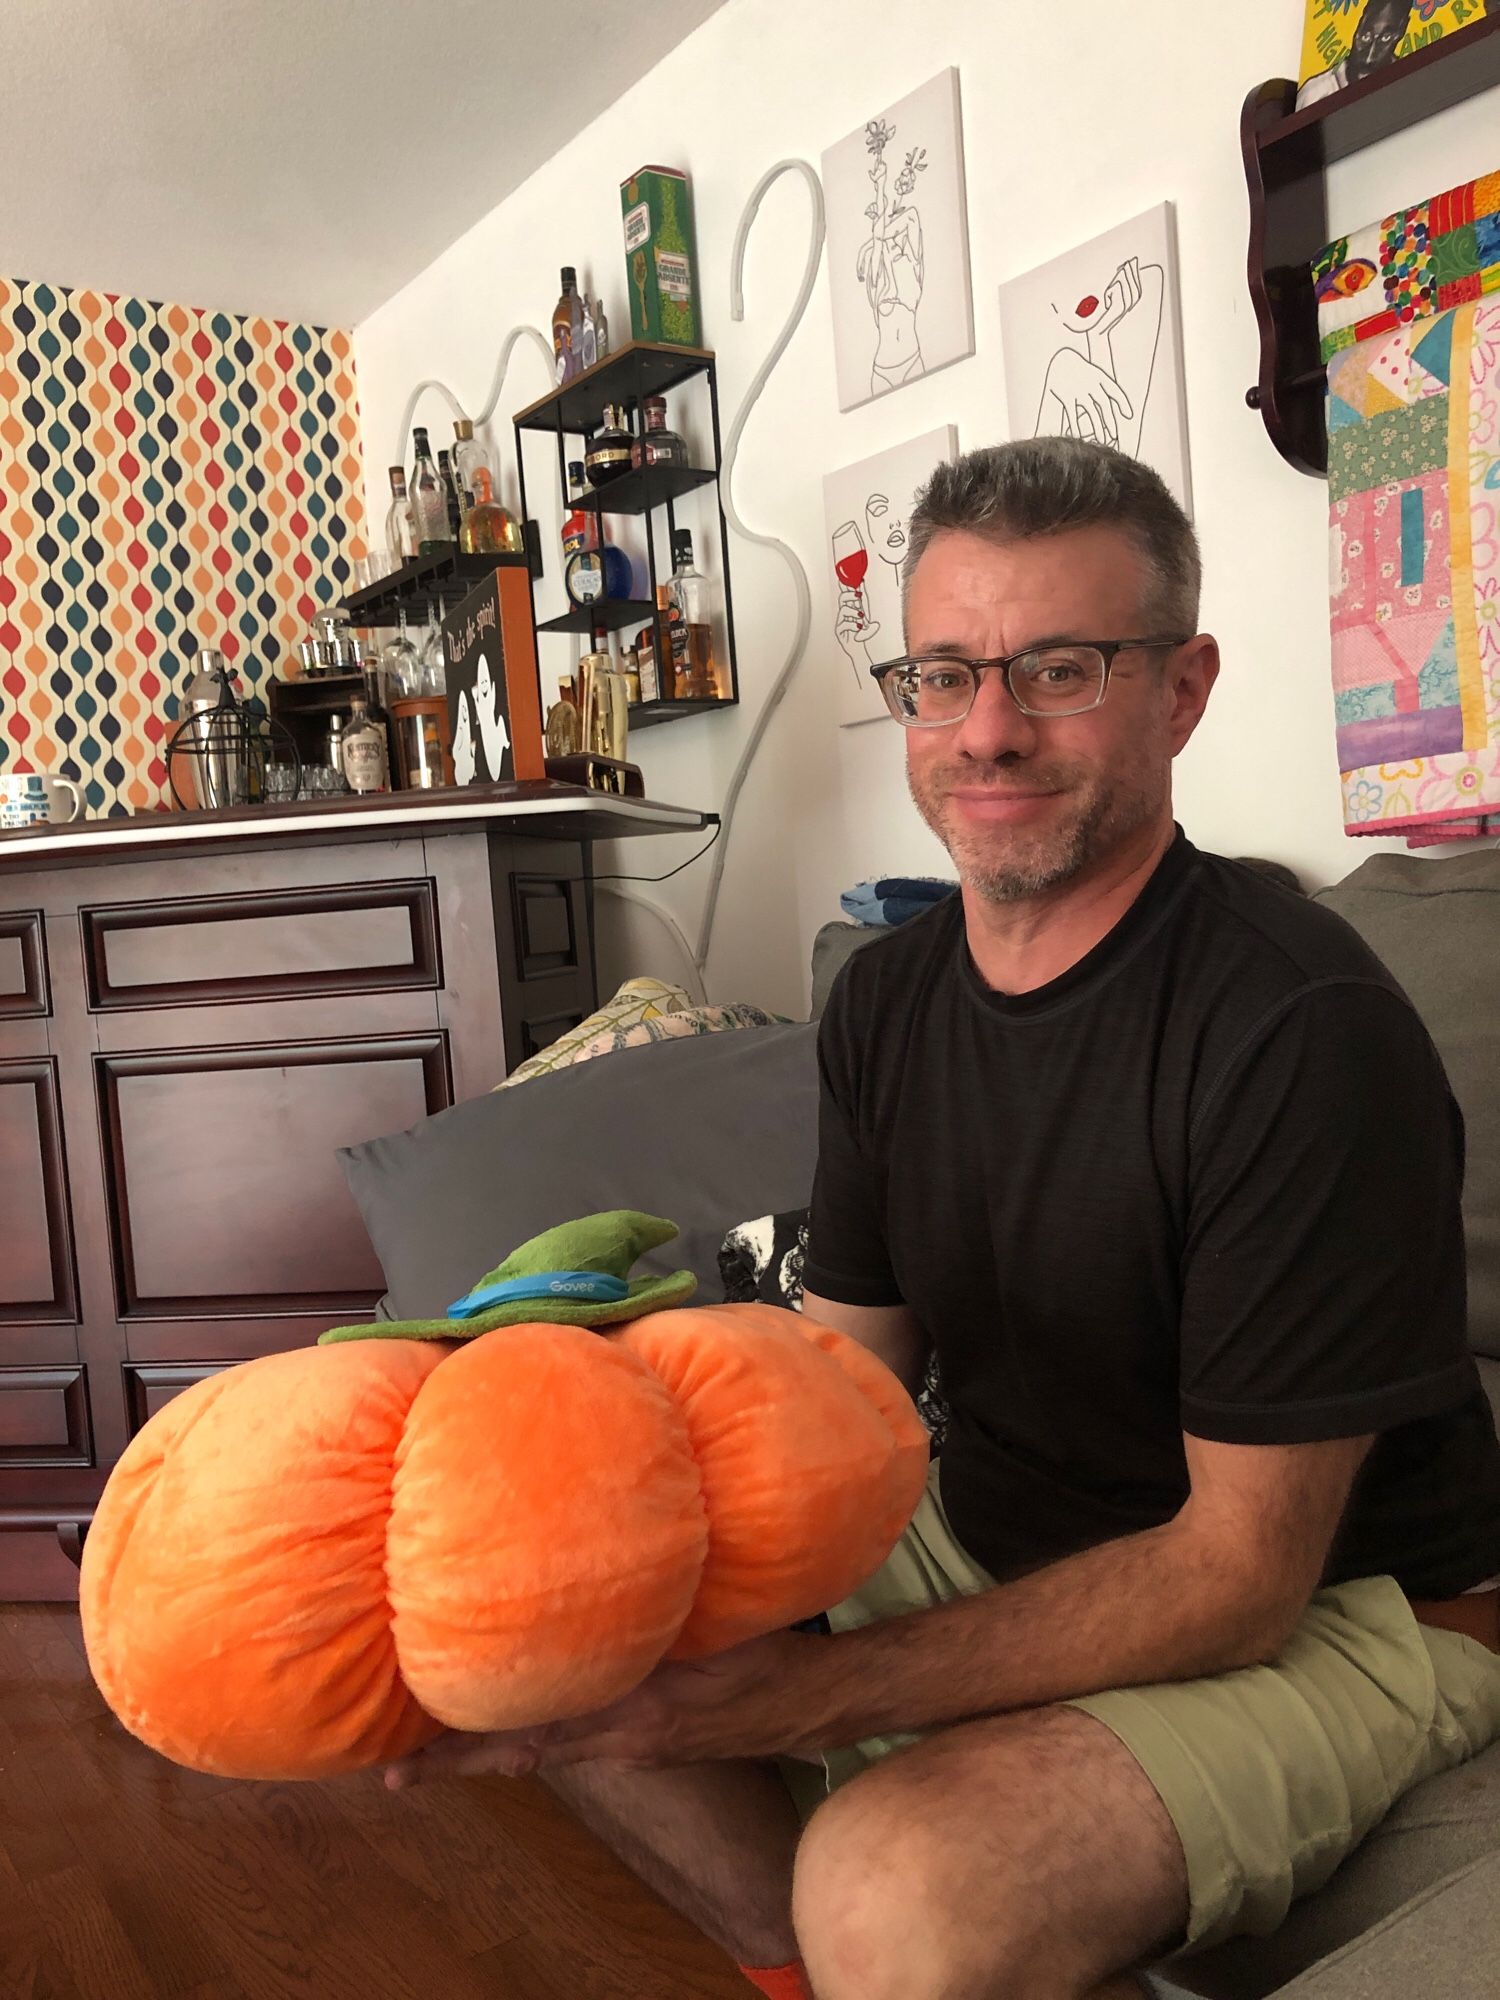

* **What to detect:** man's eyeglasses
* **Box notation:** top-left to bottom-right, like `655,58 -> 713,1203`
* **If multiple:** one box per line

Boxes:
871,639 -> 1191,727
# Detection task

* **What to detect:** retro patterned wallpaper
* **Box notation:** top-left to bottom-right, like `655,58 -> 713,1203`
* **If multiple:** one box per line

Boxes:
0,277 -> 368,816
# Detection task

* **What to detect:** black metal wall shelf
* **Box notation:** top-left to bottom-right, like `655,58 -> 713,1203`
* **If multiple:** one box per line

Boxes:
513,341 -> 739,733
1242,13 -> 1500,477
342,548 -> 530,628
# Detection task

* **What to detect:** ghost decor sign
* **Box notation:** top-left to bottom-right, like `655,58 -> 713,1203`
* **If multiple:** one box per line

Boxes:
441,567 -> 547,787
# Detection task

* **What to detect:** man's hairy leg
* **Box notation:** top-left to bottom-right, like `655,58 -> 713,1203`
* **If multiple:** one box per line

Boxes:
544,1754 -> 804,1969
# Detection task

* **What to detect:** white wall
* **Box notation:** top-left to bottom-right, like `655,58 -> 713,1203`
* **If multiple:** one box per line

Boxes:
353,0 -> 1500,1019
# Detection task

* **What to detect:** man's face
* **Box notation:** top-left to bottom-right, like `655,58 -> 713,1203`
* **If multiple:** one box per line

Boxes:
903,525 -> 1211,904
866,491 -> 909,569
1349,1 -> 1410,78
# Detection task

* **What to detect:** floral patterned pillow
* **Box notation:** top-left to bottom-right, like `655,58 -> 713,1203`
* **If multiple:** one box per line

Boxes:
497,978 -> 693,1090
560,1003 -> 789,1068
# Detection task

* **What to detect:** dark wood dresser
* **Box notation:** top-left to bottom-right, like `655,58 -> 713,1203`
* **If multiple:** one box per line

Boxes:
0,783 -> 708,1599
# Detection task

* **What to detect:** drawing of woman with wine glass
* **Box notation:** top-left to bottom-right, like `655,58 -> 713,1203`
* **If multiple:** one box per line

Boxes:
856,117 -> 928,398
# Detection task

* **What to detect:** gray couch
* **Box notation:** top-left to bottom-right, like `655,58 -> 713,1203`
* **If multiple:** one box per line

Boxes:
815,850 -> 1500,1999
345,850 -> 1500,1999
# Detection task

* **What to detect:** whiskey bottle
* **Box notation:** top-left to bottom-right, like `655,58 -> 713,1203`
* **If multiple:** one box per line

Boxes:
561,462 -> 599,561
552,266 -> 583,385
341,694 -> 390,794
584,404 -> 634,488
665,531 -> 722,699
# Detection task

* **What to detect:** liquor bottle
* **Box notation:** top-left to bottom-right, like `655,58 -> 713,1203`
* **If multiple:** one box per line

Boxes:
361,669 -> 396,786
630,395 -> 689,472
619,646 -> 642,705
409,428 -> 450,554
385,466 -> 415,563
653,582 -> 687,700
438,449 -> 464,541
461,466 -> 524,555
579,625 -> 629,774
636,631 -> 660,704
579,294 -> 597,372
585,404 -> 634,488
341,694 -> 390,794
594,296 -> 610,361
564,540 -> 634,609
561,461 -> 600,561
665,531 -> 722,699
451,418 -> 491,510
552,266 -> 583,385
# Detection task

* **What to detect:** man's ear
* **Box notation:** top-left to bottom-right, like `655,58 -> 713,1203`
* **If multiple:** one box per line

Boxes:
1167,634 -> 1219,758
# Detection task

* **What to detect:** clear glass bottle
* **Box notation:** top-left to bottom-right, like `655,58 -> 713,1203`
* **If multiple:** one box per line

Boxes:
419,612 -> 446,697
385,466 -> 415,563
552,266 -> 583,385
341,693 -> 390,794
409,428 -> 450,553
579,294 -> 597,372
594,296 -> 610,361
584,404 -> 634,488
665,531 -> 723,699
630,396 -> 689,472
461,466 -> 524,555
451,418 -> 490,511
437,448 -> 464,541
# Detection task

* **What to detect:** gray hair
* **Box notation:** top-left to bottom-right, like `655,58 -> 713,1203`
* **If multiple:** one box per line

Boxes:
903,438 -> 1201,635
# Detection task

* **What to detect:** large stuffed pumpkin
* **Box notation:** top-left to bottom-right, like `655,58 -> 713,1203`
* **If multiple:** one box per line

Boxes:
81,1212 -> 927,1780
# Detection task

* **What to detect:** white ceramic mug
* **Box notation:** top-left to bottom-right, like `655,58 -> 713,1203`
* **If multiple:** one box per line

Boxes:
0,769 -> 84,830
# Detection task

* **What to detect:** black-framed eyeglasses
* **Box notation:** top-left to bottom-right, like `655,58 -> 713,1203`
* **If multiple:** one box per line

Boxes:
871,638 -> 1192,727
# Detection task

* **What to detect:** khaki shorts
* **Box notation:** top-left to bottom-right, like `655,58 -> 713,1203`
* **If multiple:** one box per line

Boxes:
796,1462 -> 1500,1955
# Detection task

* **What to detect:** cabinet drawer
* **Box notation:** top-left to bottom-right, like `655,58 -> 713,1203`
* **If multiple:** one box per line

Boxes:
0,1366 -> 92,1466
82,880 -> 441,1011
0,911 -> 48,1018
123,1362 -> 231,1433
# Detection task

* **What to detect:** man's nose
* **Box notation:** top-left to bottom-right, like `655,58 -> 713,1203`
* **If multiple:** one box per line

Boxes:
952,666 -> 1040,762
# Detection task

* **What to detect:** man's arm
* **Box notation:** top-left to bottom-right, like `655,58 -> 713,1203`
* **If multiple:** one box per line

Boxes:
388,1428 -> 1376,1781
801,1288 -> 928,1399
781,1428 -> 1375,1756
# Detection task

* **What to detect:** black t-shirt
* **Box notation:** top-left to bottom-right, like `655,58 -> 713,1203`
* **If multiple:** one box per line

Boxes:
805,830 -> 1500,1599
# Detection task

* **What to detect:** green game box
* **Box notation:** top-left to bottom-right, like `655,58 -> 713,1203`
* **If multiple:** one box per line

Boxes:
620,165 -> 701,349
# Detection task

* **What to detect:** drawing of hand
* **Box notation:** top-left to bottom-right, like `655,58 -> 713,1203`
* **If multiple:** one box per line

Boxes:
835,586 -> 879,664
1037,347 -> 1134,449
1097,257 -> 1143,336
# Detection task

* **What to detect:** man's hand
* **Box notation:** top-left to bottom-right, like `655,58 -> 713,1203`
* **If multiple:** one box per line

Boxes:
384,1630 -> 830,1790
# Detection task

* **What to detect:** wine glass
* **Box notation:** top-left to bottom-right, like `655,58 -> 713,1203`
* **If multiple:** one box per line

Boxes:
831,521 -> 871,636
380,608 -> 421,699
419,611 -> 446,697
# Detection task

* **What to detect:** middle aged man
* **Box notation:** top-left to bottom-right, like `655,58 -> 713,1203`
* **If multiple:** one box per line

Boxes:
390,440 -> 1500,2000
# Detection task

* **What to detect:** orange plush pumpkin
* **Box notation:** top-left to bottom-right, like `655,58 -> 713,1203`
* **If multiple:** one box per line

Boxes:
81,1213 -> 927,1780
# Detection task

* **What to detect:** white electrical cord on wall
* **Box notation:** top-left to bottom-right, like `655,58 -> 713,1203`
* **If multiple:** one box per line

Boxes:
383,162 -> 825,997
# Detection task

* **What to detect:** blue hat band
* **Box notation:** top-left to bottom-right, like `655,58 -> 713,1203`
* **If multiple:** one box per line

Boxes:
447,1269 -> 633,1319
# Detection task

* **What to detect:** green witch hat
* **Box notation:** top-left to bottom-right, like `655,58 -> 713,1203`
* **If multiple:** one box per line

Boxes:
318,1210 -> 696,1346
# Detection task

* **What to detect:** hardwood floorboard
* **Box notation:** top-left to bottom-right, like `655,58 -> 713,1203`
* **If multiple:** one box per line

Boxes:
1,1606 -> 755,1998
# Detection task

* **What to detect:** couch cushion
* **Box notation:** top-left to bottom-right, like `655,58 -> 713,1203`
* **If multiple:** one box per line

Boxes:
1314,851 -> 1500,1360
1160,1739 -> 1500,1999
810,920 -> 889,1019
341,1023 -> 819,1319
1262,1850 -> 1500,1998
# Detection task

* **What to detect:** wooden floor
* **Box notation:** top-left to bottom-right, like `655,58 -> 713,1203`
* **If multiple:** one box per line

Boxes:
0,1604 -> 753,2000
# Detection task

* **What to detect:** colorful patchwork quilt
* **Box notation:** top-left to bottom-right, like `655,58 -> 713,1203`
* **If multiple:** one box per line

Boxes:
1314,172 -> 1500,843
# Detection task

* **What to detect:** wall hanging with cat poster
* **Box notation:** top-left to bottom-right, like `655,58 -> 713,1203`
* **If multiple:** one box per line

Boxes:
1298,1 -> 1488,110
441,568 -> 546,787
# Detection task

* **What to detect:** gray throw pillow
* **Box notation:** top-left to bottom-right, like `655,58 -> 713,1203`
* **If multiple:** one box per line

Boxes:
1314,850 -> 1500,1361
340,1023 -> 820,1320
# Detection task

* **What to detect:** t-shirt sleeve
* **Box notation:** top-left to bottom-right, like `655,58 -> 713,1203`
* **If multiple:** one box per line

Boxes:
1179,978 -> 1473,1445
802,976 -> 904,1308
